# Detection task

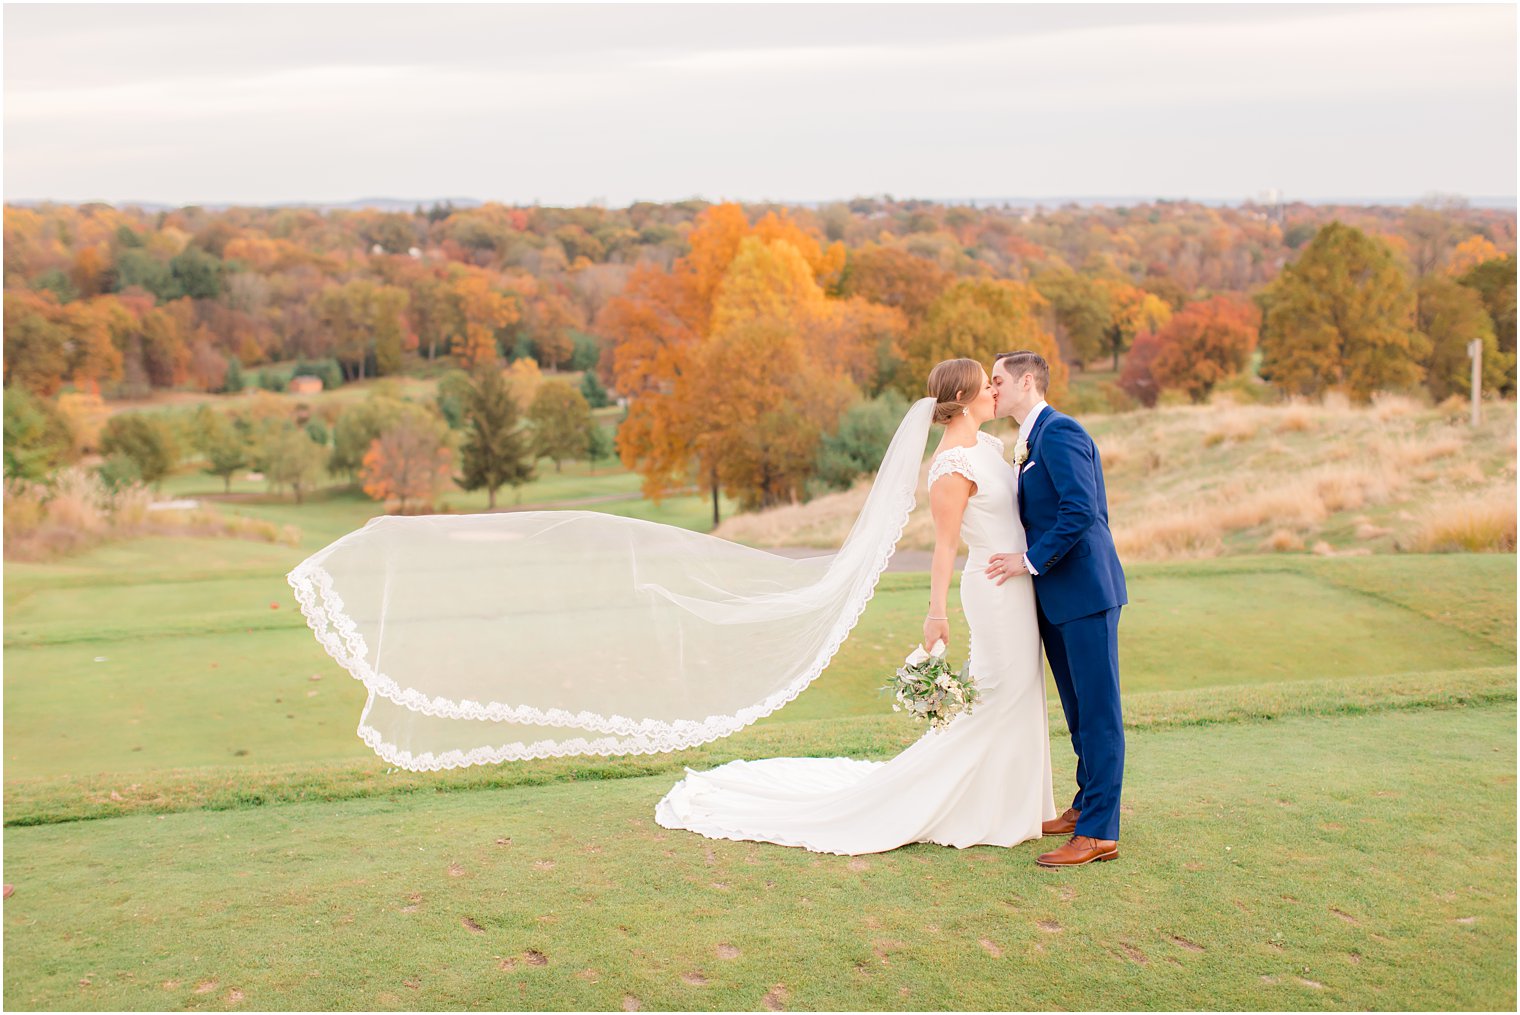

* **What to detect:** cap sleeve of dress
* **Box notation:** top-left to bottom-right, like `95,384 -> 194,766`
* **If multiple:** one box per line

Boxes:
927,446 -> 977,490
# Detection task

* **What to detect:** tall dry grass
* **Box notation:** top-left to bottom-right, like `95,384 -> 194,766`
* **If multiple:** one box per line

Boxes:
1403,488 -> 1518,553
4,467 -> 299,562
713,396 -> 1517,562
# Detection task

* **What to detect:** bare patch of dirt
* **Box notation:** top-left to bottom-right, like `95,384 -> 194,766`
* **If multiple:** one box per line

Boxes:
193,981 -> 218,994
716,943 -> 740,960
762,983 -> 789,1011
226,988 -> 244,1003
1037,920 -> 1062,933
622,995 -> 641,1011
846,859 -> 870,872
1329,907 -> 1358,924
524,950 -> 548,966
1170,935 -> 1205,952
978,938 -> 1003,958
461,917 -> 484,934
1118,942 -> 1149,965
532,860 -> 556,871
681,971 -> 709,986
447,862 -> 466,877
575,969 -> 599,982
1297,977 -> 1324,989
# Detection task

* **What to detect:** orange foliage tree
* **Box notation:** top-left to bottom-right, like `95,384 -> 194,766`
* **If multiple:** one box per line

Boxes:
598,204 -> 860,522
1146,296 -> 1261,403
360,415 -> 453,514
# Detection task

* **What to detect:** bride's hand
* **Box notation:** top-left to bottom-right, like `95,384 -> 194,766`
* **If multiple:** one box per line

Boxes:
985,552 -> 1029,586
923,616 -> 950,652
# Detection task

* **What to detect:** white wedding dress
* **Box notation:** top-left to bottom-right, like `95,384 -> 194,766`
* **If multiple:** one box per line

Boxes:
654,430 -> 1058,855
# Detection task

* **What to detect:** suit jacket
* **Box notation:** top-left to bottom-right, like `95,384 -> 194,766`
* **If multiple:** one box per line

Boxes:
1016,406 -> 1128,625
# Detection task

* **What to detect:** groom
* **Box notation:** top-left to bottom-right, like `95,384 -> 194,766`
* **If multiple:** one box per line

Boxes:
985,351 -> 1128,868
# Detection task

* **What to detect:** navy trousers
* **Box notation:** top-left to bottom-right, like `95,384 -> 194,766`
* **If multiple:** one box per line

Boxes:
1036,600 -> 1124,841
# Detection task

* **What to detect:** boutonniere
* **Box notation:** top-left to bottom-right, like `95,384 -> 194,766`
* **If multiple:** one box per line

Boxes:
1013,439 -> 1030,468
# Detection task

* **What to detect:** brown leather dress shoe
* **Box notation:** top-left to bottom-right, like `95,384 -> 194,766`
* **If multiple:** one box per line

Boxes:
1041,807 -> 1080,836
1036,834 -> 1118,867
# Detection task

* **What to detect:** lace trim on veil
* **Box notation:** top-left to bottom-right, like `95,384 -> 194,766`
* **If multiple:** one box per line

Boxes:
286,478 -> 922,771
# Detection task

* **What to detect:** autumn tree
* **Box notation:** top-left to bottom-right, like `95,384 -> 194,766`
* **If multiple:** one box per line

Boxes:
1459,254 -> 1517,394
3,291 -> 72,395
408,272 -> 464,361
1447,235 -> 1503,277
1103,282 -> 1172,372
1417,276 -> 1506,401
330,395 -> 439,480
1033,269 -> 1111,368
451,270 -> 519,369
1116,329 -> 1166,408
316,279 -> 411,380
895,278 -> 1067,402
599,204 -> 859,522
457,365 -> 535,508
1145,296 -> 1260,403
361,415 -> 453,514
1258,222 -> 1427,402
838,245 -> 952,324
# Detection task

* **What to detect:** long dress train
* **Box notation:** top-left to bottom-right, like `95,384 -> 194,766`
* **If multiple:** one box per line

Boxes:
654,430 -> 1058,855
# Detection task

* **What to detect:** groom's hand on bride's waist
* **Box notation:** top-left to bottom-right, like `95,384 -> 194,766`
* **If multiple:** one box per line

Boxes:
985,552 -> 1031,586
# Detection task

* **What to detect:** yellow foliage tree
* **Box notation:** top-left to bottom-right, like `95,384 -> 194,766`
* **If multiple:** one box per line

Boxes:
1447,235 -> 1504,277
895,279 -> 1068,403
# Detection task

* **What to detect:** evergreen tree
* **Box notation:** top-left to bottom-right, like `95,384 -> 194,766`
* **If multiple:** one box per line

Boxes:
579,368 -> 611,408
457,365 -> 535,509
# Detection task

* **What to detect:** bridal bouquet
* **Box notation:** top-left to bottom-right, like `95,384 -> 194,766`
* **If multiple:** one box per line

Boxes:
882,640 -> 980,730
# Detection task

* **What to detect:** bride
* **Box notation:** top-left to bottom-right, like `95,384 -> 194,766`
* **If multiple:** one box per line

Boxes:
287,357 -> 1055,855
654,358 -> 1057,854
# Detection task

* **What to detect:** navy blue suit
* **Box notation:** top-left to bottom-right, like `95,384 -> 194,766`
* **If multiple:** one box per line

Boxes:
1016,405 -> 1128,841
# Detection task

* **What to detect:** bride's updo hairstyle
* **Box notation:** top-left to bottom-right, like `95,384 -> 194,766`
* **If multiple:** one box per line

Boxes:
927,358 -> 983,424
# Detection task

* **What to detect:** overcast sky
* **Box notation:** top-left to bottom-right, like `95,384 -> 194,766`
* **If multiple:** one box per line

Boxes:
3,3 -> 1515,207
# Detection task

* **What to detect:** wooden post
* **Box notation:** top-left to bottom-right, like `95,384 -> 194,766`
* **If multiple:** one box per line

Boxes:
1467,339 -> 1482,427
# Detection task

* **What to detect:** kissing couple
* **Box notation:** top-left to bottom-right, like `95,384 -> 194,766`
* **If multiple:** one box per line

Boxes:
289,353 -> 1128,867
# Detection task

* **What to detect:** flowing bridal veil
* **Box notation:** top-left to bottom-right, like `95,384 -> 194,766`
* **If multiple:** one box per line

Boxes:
287,397 -> 938,770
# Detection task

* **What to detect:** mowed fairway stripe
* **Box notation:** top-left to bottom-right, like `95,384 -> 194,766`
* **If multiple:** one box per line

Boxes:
2,703 -> 1513,1011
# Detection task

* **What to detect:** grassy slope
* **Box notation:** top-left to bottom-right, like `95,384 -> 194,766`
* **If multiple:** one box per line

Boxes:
3,704 -> 1513,1011
4,542 -> 1512,784
714,398 -> 1518,559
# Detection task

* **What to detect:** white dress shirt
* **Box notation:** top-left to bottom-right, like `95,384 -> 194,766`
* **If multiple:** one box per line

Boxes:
1017,400 -> 1048,576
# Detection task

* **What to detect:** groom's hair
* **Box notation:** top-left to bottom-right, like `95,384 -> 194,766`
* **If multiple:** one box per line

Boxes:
995,351 -> 1049,396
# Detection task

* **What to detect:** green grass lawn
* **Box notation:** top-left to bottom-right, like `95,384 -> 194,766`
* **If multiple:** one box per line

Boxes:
3,535 -> 1515,1009
4,704 -> 1512,1011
